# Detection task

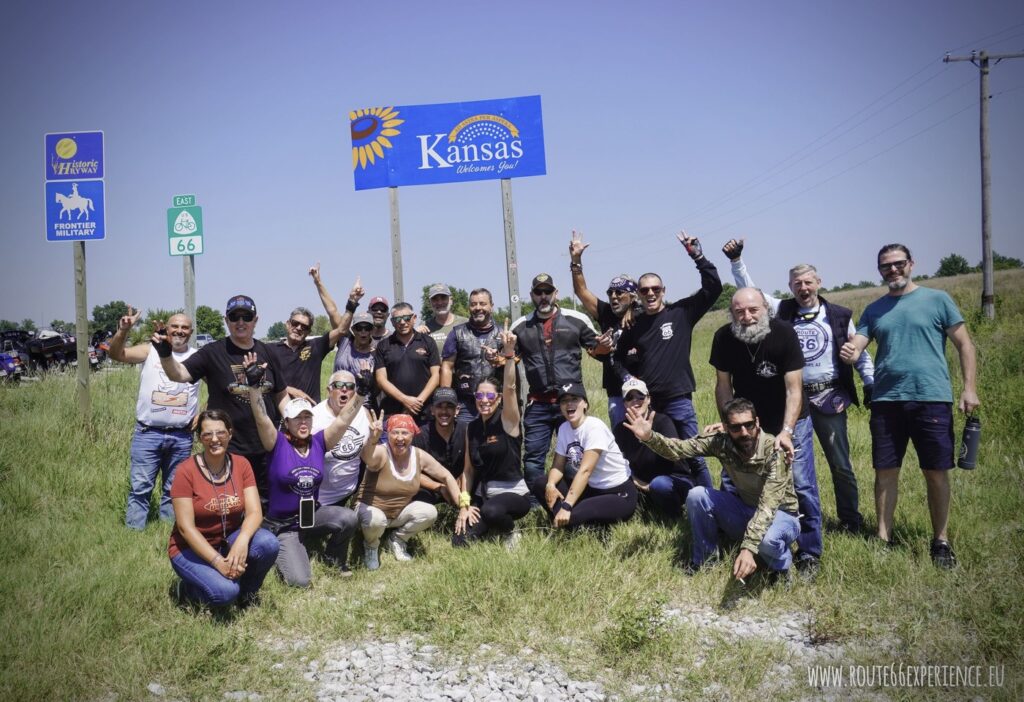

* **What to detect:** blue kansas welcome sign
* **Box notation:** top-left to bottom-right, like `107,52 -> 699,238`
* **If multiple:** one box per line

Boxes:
351,95 -> 545,190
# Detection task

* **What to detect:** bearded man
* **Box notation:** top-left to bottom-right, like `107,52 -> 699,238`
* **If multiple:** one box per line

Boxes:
709,287 -> 823,579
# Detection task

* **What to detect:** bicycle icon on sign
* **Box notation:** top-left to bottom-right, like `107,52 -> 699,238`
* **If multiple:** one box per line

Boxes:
174,219 -> 196,233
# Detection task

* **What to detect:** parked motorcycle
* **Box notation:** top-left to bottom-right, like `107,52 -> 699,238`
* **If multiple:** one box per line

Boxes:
26,330 -> 78,372
0,349 -> 24,382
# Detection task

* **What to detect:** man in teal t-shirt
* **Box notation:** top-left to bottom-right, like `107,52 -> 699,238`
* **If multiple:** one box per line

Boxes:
840,244 -> 979,569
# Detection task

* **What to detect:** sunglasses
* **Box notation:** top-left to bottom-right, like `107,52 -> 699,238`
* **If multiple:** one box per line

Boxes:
329,381 -> 356,390
624,393 -> 647,402
726,420 -> 757,432
639,286 -> 664,295
877,260 -> 909,272
352,325 -> 373,332
607,289 -> 631,297
474,391 -> 498,401
227,312 -> 255,323
391,314 -> 414,324
199,430 -> 229,440
288,319 -> 311,332
532,288 -> 555,296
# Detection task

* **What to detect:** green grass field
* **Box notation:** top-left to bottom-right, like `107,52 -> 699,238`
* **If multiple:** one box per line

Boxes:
1,270 -> 1021,701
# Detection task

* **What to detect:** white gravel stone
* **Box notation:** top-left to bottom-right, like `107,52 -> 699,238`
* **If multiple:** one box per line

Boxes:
147,682 -> 166,696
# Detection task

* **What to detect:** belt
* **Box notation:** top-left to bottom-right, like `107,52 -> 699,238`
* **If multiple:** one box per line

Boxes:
137,421 -> 191,433
803,380 -> 838,394
528,391 -> 559,404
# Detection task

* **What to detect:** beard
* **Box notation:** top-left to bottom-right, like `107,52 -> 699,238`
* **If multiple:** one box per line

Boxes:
886,276 -> 908,291
731,315 -> 770,345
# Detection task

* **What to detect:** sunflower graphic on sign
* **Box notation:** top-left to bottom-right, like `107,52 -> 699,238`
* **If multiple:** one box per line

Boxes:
350,107 -> 403,169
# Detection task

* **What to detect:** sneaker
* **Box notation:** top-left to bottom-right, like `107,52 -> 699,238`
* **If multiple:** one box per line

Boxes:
795,554 -> 820,582
338,563 -> 353,578
363,545 -> 380,571
930,539 -> 957,570
386,535 -> 413,562
767,569 -> 793,589
502,529 -> 523,551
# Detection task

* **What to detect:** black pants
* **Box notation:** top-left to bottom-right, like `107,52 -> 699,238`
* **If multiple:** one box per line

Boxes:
531,475 -> 638,528
454,492 -> 531,545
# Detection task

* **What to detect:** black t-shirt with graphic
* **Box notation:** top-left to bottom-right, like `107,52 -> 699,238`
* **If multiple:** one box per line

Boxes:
613,412 -> 686,482
266,335 -> 332,403
182,338 -> 285,455
709,318 -> 805,435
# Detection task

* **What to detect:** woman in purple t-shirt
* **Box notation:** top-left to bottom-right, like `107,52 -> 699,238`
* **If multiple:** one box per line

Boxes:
246,354 -> 372,586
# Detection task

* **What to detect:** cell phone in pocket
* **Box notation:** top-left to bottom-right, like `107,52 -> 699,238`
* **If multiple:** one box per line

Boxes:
299,496 -> 315,529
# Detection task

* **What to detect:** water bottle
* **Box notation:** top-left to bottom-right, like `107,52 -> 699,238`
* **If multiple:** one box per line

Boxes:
957,415 -> 981,470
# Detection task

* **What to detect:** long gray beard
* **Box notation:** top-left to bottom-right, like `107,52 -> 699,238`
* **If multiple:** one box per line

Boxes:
731,316 -> 770,345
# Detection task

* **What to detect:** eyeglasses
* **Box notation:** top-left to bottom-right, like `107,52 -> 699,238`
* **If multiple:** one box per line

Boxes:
474,391 -> 498,401
391,314 -> 414,324
606,289 -> 630,297
329,381 -> 356,390
227,312 -> 255,323
532,288 -> 555,297
288,319 -> 311,332
639,286 -> 664,295
352,325 -> 373,332
726,420 -> 757,433
200,430 -> 229,440
877,260 -> 909,272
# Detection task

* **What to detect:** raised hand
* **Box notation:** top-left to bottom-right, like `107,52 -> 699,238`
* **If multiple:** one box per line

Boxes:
722,238 -> 745,262
308,262 -> 322,283
241,351 -> 267,386
350,275 -> 365,303
623,406 -> 655,441
150,319 -> 172,357
569,229 -> 589,262
499,319 -> 517,357
119,305 -> 142,331
367,409 -> 384,437
354,359 -> 373,396
677,231 -> 704,260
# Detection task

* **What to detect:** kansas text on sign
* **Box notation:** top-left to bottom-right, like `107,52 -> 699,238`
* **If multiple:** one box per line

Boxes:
350,95 -> 545,190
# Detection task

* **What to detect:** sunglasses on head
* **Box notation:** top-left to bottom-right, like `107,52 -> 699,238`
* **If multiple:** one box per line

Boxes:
877,259 -> 909,272
474,391 -> 498,401
727,420 -> 757,432
392,314 -> 414,323
639,285 -> 664,295
329,381 -> 356,390
227,312 -> 255,323
288,319 -> 311,331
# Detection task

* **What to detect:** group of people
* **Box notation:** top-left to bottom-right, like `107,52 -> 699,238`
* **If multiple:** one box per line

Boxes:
110,231 -> 979,608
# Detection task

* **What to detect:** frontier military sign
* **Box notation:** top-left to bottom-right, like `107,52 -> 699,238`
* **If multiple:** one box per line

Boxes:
45,131 -> 105,242
350,95 -> 545,190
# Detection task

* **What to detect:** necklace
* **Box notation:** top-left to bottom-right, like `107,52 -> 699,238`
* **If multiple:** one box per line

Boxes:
199,454 -> 229,482
745,340 -> 763,364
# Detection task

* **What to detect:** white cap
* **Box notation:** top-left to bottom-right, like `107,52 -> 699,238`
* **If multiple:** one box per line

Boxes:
282,398 -> 315,419
621,377 -> 649,397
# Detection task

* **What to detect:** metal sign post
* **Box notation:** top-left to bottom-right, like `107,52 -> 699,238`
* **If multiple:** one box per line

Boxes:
168,194 -> 203,343
45,130 -> 105,423
389,187 -> 404,303
500,179 -> 522,321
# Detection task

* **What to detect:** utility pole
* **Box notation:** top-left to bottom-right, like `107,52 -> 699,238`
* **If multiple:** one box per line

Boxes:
944,49 -> 1024,320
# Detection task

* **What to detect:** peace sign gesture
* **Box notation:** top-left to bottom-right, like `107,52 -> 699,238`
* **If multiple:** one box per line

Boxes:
367,409 -> 384,439
499,318 -> 517,358
119,305 -> 142,331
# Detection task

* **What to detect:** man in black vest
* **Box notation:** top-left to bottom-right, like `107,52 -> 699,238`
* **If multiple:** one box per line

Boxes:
440,288 -> 503,422
723,239 -> 875,535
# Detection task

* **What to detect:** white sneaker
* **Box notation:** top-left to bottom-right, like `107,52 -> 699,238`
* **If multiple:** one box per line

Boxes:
503,529 -> 523,551
363,545 -> 380,571
387,534 -> 413,561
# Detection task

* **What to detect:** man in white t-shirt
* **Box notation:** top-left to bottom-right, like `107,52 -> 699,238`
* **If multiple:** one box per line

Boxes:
109,307 -> 200,530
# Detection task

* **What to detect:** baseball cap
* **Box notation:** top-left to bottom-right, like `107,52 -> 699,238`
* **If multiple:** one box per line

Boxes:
621,377 -> 649,397
531,273 -> 556,292
557,382 -> 588,403
351,311 -> 374,328
607,275 -> 638,294
368,296 -> 389,310
428,283 -> 451,298
432,387 -> 458,406
225,295 -> 257,314
282,397 -> 314,419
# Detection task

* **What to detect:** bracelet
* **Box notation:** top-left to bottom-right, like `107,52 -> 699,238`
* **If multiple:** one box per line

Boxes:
560,499 -> 574,513
569,262 -> 583,273
458,491 -> 471,509
345,299 -> 359,313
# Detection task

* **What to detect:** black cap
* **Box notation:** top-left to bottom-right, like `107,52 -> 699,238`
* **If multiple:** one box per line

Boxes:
432,387 -> 458,406
531,273 -> 556,292
557,382 -> 588,403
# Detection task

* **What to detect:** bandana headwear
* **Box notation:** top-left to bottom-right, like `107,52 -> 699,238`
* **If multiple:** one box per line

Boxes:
607,275 -> 637,294
386,414 -> 420,435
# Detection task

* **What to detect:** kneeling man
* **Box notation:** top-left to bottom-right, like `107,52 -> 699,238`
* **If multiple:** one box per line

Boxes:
625,397 -> 800,582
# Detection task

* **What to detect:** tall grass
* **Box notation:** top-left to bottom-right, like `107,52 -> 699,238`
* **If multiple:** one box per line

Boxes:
0,270 -> 1021,700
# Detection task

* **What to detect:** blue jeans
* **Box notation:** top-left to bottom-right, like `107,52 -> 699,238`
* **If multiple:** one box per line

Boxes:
607,395 -> 625,427
522,401 -> 565,486
810,406 -> 862,529
127,424 -> 193,530
652,396 -> 712,488
648,473 -> 702,518
170,527 -> 280,607
455,401 -> 479,424
686,486 -> 800,571
791,416 -> 823,559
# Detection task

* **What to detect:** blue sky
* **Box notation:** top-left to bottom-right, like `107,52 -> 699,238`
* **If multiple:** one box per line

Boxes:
2,1 -> 1022,333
